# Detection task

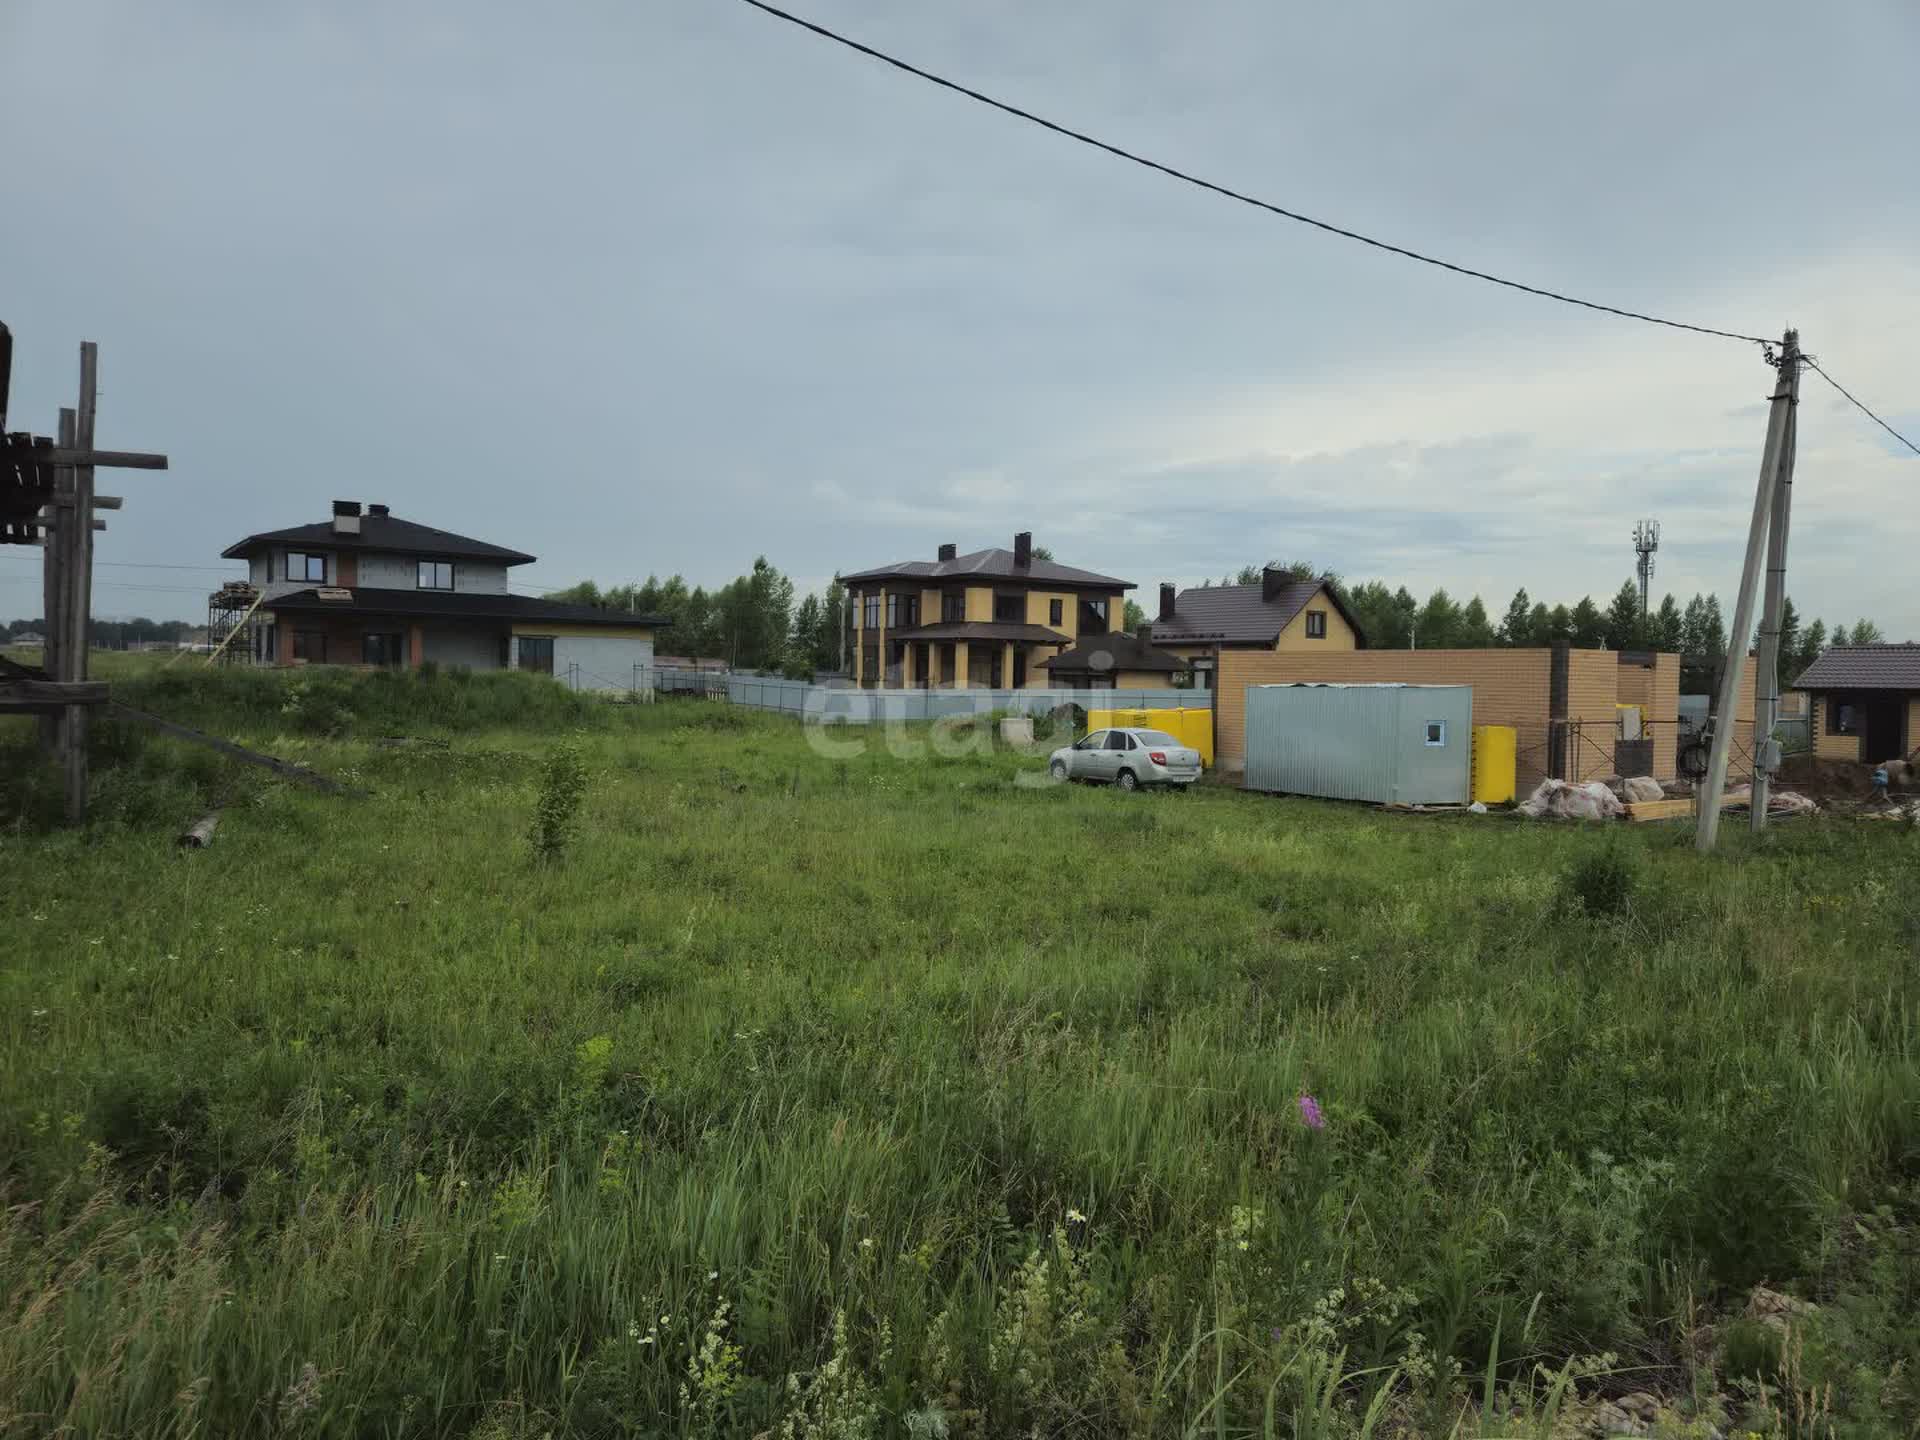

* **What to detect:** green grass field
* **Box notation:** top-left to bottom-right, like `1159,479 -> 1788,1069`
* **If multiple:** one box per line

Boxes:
3,666 -> 1916,1438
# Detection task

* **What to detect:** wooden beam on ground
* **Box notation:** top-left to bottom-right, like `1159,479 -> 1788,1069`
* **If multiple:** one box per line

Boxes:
1624,794 -> 1739,824
110,703 -> 365,796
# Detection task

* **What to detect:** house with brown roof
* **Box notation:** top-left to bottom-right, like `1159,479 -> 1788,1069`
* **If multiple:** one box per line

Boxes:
842,532 -> 1132,688
1796,645 -> 1920,763
1040,629 -> 1189,690
220,501 -> 666,689
1148,568 -> 1366,689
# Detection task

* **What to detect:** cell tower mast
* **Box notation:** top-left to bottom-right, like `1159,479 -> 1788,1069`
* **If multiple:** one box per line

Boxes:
1632,519 -> 1659,618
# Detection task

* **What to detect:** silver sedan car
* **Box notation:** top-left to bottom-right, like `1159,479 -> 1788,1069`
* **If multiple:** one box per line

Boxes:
1048,727 -> 1203,791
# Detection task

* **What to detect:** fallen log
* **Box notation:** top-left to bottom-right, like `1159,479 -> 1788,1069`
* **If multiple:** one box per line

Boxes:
178,811 -> 221,848
110,703 -> 364,797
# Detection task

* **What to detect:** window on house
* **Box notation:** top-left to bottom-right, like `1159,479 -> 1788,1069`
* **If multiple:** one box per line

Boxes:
1078,597 -> 1109,634
292,630 -> 327,663
517,635 -> 554,675
1424,720 -> 1447,747
1830,699 -> 1858,735
1305,609 -> 1328,639
994,592 -> 1025,623
863,594 -> 881,630
364,632 -> 406,667
886,593 -> 919,628
417,560 -> 454,590
286,551 -> 327,583
861,647 -> 879,686
1049,598 -> 1063,626
941,590 -> 966,622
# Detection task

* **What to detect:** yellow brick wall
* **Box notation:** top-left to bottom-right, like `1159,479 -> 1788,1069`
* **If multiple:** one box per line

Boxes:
1809,694 -> 1862,762
1565,650 -> 1622,781
1023,590 -> 1077,638
1274,588 -> 1359,650
1650,654 -> 1680,781
1615,656 -> 1681,781
1215,649 -> 1566,786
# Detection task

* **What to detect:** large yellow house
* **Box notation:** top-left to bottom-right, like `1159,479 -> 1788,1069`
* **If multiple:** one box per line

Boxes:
1148,569 -> 1365,688
844,533 -> 1133,689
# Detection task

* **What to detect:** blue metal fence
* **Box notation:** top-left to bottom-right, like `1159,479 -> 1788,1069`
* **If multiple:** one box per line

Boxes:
723,676 -> 1193,725
652,666 -> 729,697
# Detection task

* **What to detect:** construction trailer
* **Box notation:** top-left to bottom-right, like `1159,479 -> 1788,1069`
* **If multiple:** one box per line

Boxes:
1243,683 -> 1475,805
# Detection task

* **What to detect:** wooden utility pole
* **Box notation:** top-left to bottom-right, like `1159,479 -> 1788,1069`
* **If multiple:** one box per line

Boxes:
1698,330 -> 1800,852
2,330 -> 168,823
63,344 -> 99,821
1750,385 -> 1798,831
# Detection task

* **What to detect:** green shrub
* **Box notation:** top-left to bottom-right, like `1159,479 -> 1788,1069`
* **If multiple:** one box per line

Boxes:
529,741 -> 587,862
1562,845 -> 1641,918
1720,1317 -> 1784,1381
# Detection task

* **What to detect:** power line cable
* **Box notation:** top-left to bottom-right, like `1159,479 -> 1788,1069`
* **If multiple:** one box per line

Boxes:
734,0 -> 1773,346
1803,358 -> 1920,459
0,556 -> 243,573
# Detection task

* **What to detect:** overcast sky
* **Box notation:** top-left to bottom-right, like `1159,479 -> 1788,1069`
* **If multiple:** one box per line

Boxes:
4,0 -> 1916,634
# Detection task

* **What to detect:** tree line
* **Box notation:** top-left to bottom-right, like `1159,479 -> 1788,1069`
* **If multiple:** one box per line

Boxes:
546,560 -> 845,678
4,616 -> 197,649
545,555 -> 1890,683
1211,564 -> 1884,681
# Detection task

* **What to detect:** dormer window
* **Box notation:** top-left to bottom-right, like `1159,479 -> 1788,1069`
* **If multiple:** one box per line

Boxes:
417,560 -> 454,591
286,551 -> 327,583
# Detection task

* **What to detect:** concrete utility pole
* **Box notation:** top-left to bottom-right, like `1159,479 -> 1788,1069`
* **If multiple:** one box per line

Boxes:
1698,330 -> 1800,853
1750,395 -> 1798,831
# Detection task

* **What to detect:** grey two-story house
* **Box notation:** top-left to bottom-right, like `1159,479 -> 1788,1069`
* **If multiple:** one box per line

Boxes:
221,501 -> 665,690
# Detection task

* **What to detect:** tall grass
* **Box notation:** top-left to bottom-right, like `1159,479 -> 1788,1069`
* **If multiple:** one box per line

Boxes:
1,669 -> 1916,1436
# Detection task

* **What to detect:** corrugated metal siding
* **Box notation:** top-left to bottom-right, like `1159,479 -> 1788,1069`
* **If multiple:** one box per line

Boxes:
1244,685 -> 1473,804
555,634 -> 655,692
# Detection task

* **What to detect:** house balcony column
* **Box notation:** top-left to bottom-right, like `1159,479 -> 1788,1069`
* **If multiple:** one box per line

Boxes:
1003,640 -> 1015,691
954,640 -> 969,689
902,640 -> 915,688
876,586 -> 887,689
408,623 -> 425,669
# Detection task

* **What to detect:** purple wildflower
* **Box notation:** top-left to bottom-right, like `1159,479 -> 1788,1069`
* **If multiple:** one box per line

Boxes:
1297,1093 -> 1326,1131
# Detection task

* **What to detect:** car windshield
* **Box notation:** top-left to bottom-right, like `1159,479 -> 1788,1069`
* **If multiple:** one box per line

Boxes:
1134,730 -> 1179,747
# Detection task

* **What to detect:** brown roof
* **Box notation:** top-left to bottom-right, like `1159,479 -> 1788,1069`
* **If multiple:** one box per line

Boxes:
843,546 -> 1131,590
1149,577 -> 1367,647
1796,644 -> 1920,690
1042,630 -> 1186,675
224,511 -> 536,565
887,620 -> 1071,645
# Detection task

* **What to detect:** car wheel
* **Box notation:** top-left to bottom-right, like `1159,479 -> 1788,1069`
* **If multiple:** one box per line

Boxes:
1049,760 -> 1069,782
1115,768 -> 1139,793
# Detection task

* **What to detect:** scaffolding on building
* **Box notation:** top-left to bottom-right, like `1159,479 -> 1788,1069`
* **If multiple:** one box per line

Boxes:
207,581 -> 264,664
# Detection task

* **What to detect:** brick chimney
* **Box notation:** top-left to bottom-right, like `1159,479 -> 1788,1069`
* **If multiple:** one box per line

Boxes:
1261,565 -> 1290,603
1159,583 -> 1176,621
937,542 -> 957,562
331,500 -> 362,535
1013,531 -> 1032,568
